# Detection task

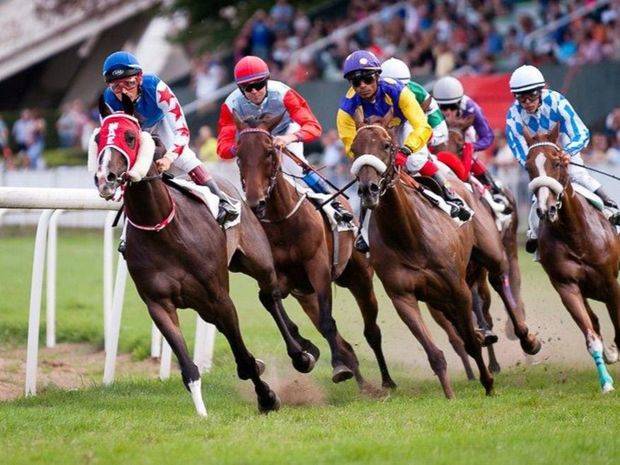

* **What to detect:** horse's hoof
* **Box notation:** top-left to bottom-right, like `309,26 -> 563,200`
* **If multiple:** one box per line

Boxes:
483,332 -> 499,347
603,344 -> 618,364
292,351 -> 316,374
255,359 -> 266,376
258,390 -> 281,414
521,336 -> 542,355
489,362 -> 501,374
301,339 -> 320,362
332,365 -> 354,383
382,379 -> 397,390
602,382 -> 615,394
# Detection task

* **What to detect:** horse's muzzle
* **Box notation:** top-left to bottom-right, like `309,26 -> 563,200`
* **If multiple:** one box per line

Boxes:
251,199 -> 267,219
358,181 -> 380,209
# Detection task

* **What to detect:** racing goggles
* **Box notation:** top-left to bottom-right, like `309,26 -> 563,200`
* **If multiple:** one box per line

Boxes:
240,80 -> 267,93
439,103 -> 460,111
108,76 -> 140,92
515,89 -> 541,104
348,73 -> 377,88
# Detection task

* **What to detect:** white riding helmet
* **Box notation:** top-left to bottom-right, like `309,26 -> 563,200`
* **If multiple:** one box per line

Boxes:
433,76 -> 464,105
509,65 -> 545,94
381,58 -> 411,83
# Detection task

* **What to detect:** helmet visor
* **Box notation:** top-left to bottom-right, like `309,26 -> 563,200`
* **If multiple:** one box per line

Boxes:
105,67 -> 142,83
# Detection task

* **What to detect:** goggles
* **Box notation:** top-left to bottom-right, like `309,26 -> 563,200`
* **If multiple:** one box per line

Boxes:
108,76 -> 140,92
348,73 -> 376,88
515,89 -> 541,104
241,80 -> 267,93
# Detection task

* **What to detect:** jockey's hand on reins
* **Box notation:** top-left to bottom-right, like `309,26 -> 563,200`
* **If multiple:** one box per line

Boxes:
559,152 -> 570,167
155,157 -> 172,173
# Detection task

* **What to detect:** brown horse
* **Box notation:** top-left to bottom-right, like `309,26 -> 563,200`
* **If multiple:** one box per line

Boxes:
446,123 -> 529,372
94,96 -> 317,415
233,112 -> 395,390
524,125 -> 618,392
350,115 -> 493,397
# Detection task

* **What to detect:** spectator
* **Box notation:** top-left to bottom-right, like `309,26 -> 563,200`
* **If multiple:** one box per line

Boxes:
607,133 -> 620,165
56,99 -> 88,148
12,109 -> 33,165
583,132 -> 609,165
193,53 -> 225,103
605,107 -> 620,139
0,113 -> 13,170
249,10 -> 275,60
270,0 -> 295,35
27,110 -> 46,169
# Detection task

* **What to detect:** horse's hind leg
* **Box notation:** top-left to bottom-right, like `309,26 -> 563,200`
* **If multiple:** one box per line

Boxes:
477,279 -> 501,373
603,281 -> 620,364
146,300 -> 206,416
336,253 -> 396,389
555,283 -> 614,392
208,296 -> 281,412
471,282 -> 498,346
428,305 -> 475,381
391,294 -> 454,398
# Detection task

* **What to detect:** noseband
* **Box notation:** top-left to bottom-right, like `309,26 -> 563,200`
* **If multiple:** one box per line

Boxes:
349,125 -> 397,196
526,140 -> 566,212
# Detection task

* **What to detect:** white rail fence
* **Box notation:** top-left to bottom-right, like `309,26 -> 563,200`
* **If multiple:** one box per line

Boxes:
0,186 -> 215,396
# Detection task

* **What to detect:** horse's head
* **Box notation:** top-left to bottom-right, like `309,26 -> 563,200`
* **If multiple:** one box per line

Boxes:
524,124 -> 567,222
94,94 -> 155,199
445,115 -> 474,156
349,108 -> 397,209
234,111 -> 284,218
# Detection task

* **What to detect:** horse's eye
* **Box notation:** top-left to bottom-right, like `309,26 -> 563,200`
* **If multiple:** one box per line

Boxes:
384,142 -> 391,151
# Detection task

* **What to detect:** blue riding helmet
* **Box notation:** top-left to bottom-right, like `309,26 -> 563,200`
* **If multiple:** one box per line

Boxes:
102,51 -> 142,82
342,50 -> 382,79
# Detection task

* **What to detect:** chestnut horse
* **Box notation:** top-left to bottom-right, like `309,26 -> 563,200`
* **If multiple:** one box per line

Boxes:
446,123 -> 528,372
94,96 -> 317,415
233,112 -> 395,390
524,125 -> 618,392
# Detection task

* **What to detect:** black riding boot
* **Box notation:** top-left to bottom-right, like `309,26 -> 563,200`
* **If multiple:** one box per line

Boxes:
476,171 -> 513,214
188,166 -> 238,225
595,187 -> 620,225
354,207 -> 369,253
431,172 -> 471,221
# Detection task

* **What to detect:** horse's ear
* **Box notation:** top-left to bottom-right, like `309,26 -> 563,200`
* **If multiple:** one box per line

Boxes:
99,94 -> 111,118
353,106 -> 365,129
522,125 -> 534,146
381,107 -> 394,128
262,112 -> 285,132
548,123 -> 560,143
121,93 -> 135,116
232,110 -> 246,130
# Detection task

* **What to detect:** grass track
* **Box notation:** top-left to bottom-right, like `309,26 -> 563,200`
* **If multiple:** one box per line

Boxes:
1,231 -> 618,465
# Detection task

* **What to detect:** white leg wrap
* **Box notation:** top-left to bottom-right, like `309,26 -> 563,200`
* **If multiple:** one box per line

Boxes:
188,379 -> 208,417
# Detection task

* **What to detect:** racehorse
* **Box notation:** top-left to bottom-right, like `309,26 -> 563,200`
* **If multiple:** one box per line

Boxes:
94,95 -> 316,415
349,112 -> 541,397
233,112 -> 396,391
524,125 -> 618,392
445,122 -> 528,372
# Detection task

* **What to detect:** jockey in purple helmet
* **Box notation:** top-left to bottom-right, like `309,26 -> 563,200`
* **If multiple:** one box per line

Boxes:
96,51 -> 237,225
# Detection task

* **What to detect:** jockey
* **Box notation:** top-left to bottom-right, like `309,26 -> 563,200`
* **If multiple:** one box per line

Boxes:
216,55 -> 354,224
505,64 -> 620,252
380,57 -> 448,150
433,76 -> 505,199
100,51 -> 237,225
337,50 -> 471,252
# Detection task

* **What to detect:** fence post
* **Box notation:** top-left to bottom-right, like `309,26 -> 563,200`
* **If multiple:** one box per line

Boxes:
102,254 -> 128,385
103,211 -> 117,353
45,209 -> 63,348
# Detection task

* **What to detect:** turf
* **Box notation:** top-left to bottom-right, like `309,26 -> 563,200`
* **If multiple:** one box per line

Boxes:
0,230 -> 618,465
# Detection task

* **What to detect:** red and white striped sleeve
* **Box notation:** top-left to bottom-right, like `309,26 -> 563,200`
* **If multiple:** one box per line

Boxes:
282,88 -> 322,143
155,80 -> 190,160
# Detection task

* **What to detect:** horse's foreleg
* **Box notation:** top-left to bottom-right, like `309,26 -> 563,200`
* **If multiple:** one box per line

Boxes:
391,294 -> 454,399
604,281 -> 620,364
209,296 -> 281,412
146,300 -> 206,417
428,305 -> 475,381
336,253 -> 396,389
471,282 -> 498,346
477,279 -> 501,373
556,283 -> 614,393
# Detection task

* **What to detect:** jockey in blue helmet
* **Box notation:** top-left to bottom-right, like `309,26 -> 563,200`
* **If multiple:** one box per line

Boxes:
98,51 -> 237,225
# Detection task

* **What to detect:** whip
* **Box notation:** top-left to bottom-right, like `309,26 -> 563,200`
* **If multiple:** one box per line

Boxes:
569,162 -> 620,182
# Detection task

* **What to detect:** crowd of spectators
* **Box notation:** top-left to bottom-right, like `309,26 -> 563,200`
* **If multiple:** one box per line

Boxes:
200,0 -> 620,87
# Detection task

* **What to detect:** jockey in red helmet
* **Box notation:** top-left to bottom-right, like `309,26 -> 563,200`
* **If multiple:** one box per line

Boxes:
96,51 -> 237,225
217,55 -> 354,224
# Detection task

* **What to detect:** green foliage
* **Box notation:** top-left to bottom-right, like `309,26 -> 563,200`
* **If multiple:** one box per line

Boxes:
42,147 -> 87,167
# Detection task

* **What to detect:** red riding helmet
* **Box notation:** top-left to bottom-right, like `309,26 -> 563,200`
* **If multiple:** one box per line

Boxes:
234,56 -> 270,85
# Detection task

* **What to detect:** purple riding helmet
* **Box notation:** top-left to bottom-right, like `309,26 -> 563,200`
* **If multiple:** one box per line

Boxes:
342,50 -> 382,79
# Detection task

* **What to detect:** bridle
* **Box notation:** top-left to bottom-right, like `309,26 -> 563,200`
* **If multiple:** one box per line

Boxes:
236,127 -> 307,223
526,140 -> 567,214
351,124 -> 398,196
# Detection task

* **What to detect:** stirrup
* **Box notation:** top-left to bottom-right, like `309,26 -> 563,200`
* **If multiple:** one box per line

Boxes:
217,201 -> 238,225
354,233 -> 370,253
331,201 -> 354,223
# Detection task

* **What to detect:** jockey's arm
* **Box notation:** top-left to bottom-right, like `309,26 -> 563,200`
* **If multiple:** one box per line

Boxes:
557,94 -> 590,156
155,81 -> 190,161
283,88 -> 322,143
505,111 -> 527,167
336,109 -> 357,157
398,86 -> 432,153
471,104 -> 494,152
216,103 -> 237,159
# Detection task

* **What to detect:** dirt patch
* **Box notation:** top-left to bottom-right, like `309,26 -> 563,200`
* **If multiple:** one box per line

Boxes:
0,343 -> 162,401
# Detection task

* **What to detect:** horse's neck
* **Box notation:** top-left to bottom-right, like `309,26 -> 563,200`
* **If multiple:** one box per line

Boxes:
374,182 -> 423,249
266,172 -> 302,220
123,172 -> 171,226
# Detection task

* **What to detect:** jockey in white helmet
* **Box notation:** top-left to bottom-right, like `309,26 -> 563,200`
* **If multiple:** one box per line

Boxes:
380,57 -> 448,150
505,64 -> 620,253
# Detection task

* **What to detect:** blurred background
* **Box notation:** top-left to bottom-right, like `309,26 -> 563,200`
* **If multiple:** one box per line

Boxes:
1,0 -> 619,227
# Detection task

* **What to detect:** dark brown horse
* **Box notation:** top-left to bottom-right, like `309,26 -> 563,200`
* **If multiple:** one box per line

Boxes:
94,96 -> 317,415
233,112 -> 395,390
524,125 -> 618,392
446,123 -> 529,372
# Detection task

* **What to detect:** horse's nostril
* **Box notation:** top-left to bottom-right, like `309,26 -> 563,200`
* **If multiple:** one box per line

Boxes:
106,173 -> 117,183
257,200 -> 266,210
369,183 -> 380,194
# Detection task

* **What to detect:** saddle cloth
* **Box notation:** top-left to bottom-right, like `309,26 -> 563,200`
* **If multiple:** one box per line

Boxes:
167,178 -> 242,230
572,183 -> 619,232
282,174 -> 357,233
